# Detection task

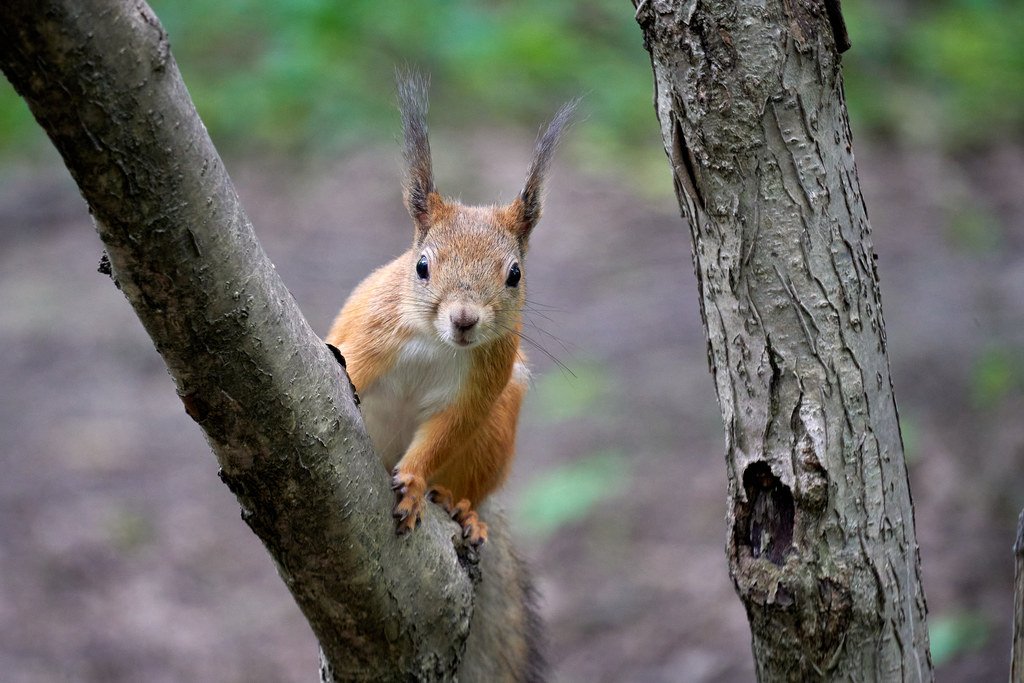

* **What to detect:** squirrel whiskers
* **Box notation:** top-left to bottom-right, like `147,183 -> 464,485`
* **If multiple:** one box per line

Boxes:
326,71 -> 575,545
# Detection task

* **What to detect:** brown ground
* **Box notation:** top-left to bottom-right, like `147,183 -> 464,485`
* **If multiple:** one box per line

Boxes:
1,133 -> 1022,682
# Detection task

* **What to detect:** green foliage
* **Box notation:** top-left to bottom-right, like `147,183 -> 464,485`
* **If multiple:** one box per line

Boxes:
106,508 -> 155,553
146,0 -> 657,158
928,611 -> 990,666
899,414 -> 920,464
530,362 -> 609,424
843,0 -> 1024,148
944,200 -> 1003,254
908,1 -> 1024,146
515,449 -> 629,538
1,0 -> 1020,158
0,87 -> 39,155
971,345 -> 1023,409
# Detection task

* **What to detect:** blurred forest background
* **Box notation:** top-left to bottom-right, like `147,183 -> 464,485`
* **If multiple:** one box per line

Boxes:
1,0 -> 1022,681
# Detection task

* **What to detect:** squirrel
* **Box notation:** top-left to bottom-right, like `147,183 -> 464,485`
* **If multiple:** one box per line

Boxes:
325,73 -> 574,546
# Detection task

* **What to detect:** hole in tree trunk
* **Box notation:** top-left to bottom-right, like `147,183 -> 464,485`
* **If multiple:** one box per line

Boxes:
739,461 -> 795,565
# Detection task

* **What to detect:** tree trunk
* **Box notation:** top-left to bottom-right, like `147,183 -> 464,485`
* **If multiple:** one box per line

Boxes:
634,1 -> 932,679
0,1 -> 540,680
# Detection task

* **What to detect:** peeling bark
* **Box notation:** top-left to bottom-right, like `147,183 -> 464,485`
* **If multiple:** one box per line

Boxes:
0,1 -> 540,680
634,1 -> 932,679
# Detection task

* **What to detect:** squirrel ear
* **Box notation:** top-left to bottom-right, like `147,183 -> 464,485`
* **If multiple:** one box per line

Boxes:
397,69 -> 436,235
514,98 -> 579,239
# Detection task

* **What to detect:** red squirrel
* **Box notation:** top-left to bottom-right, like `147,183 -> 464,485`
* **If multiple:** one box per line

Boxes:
326,73 -> 574,546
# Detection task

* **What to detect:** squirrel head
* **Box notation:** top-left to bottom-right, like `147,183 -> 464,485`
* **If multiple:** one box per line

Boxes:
396,71 -> 576,350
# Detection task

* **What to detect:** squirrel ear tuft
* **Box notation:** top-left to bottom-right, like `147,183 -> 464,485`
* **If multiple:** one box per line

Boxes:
396,69 -> 436,234
515,98 -> 579,239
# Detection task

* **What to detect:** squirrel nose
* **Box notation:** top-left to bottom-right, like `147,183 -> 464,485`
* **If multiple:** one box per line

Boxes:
450,308 -> 480,332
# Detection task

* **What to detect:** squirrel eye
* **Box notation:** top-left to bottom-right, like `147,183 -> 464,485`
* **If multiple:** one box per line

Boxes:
506,262 -> 521,288
416,255 -> 429,280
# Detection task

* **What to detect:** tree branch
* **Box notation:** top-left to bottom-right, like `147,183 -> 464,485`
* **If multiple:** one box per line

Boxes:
0,1 -> 533,680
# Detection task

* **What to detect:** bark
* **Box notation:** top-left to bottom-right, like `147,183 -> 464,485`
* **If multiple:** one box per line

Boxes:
0,1 -> 539,681
634,1 -> 932,679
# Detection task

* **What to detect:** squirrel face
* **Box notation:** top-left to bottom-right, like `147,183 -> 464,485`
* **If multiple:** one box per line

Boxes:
405,202 -> 527,350
394,71 -> 576,350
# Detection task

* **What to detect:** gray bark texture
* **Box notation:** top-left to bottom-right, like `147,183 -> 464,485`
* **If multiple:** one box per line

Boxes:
633,0 -> 933,680
0,1 -> 541,681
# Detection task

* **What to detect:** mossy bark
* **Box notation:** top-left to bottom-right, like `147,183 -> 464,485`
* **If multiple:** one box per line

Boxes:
634,1 -> 933,679
0,1 -> 540,680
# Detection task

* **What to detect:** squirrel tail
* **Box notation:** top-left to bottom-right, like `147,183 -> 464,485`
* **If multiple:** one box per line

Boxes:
460,504 -> 547,682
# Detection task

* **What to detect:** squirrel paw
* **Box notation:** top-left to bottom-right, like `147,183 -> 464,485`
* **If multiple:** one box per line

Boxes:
458,510 -> 488,547
426,484 -> 457,514
391,469 -> 426,535
428,486 -> 488,546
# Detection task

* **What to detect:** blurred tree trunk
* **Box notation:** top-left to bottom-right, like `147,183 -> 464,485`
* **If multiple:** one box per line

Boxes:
0,1 -> 540,681
634,1 -> 933,679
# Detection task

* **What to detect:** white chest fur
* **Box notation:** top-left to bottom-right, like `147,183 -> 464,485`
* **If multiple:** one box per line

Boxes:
359,337 -> 470,469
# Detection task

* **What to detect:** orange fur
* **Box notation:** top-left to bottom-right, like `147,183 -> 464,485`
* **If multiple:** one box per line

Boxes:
328,78 -> 570,544
325,202 -> 530,545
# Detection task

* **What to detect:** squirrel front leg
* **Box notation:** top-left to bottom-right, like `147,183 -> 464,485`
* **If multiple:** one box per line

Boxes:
427,374 -> 526,545
391,407 -> 467,535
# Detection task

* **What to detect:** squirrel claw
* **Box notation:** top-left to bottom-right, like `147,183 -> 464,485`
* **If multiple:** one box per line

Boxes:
389,467 -> 404,491
462,515 -> 488,547
393,508 -> 421,535
428,485 -> 455,514
428,485 -> 487,546
392,500 -> 421,535
391,470 -> 426,537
